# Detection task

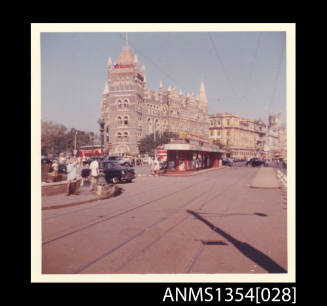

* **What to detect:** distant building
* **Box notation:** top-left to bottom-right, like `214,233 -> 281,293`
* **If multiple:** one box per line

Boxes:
101,40 -> 209,155
279,124 -> 287,160
209,113 -> 266,159
265,113 -> 282,160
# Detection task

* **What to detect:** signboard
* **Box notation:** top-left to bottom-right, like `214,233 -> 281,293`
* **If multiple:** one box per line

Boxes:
179,131 -> 210,144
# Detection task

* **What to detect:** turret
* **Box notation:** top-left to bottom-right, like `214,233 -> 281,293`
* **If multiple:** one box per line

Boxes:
198,80 -> 208,111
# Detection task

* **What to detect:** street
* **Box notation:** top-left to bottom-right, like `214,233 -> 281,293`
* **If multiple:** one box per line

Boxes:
42,166 -> 287,274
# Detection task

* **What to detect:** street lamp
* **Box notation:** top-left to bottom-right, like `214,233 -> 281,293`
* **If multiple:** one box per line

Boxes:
74,131 -> 78,156
97,118 -> 106,186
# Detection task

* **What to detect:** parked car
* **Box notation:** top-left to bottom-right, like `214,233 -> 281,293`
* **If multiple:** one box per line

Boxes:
246,158 -> 266,167
105,155 -> 133,167
222,158 -> 233,167
103,161 -> 135,184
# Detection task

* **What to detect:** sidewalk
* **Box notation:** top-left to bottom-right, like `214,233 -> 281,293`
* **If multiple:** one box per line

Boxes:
42,185 -> 101,210
249,167 -> 280,189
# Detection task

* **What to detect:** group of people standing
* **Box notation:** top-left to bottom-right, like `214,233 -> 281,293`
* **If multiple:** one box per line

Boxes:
61,156 -> 101,196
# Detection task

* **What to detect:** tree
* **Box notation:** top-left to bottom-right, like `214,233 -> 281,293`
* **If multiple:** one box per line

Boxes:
41,120 -> 96,156
138,131 -> 178,155
41,121 -> 68,155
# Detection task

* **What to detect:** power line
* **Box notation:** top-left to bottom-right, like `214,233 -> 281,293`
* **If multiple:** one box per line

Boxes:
207,32 -> 238,99
243,32 -> 262,104
266,42 -> 285,115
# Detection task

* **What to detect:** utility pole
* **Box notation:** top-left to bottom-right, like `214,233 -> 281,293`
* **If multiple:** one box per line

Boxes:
74,131 -> 77,156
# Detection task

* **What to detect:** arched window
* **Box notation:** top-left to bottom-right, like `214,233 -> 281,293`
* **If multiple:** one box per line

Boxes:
106,126 -> 110,142
117,116 -> 123,126
117,100 -> 122,109
117,132 -> 122,139
123,99 -> 129,109
154,119 -> 160,132
123,116 -> 128,125
147,118 -> 152,134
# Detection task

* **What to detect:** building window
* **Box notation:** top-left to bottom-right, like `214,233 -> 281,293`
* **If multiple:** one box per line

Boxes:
123,99 -> 129,109
124,116 -> 128,125
210,120 -> 214,126
117,116 -> 123,126
106,126 -> 110,142
117,100 -> 122,109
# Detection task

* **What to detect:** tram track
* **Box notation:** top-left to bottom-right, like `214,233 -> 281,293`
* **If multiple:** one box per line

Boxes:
74,169 -> 256,274
42,175 -> 196,222
42,169 -> 225,246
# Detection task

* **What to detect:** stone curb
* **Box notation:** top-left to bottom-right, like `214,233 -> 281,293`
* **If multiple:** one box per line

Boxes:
42,197 -> 100,210
161,166 -> 226,177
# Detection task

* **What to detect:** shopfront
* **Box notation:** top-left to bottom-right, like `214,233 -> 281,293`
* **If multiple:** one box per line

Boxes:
163,141 -> 224,174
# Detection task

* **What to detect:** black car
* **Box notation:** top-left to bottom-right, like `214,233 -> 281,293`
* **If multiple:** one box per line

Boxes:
246,158 -> 266,167
105,156 -> 133,167
222,158 -> 233,166
103,161 -> 135,184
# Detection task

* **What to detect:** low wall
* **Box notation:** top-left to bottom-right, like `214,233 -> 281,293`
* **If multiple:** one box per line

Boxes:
42,179 -> 81,196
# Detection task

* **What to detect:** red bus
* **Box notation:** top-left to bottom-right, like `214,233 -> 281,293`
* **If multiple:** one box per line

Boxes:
78,145 -> 108,160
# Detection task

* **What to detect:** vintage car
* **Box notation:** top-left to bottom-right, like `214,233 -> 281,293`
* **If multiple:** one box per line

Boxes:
103,161 -> 135,184
222,158 -> 233,167
105,155 -> 133,167
246,158 -> 267,167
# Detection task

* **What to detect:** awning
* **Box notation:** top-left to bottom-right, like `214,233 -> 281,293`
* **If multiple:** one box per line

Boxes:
163,143 -> 224,153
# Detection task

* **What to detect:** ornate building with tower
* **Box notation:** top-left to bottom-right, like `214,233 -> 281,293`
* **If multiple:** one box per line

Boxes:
100,40 -> 210,155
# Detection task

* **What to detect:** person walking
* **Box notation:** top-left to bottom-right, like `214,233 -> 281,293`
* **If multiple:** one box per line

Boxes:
81,161 -> 90,187
66,157 -> 78,196
89,158 -> 99,192
153,158 -> 160,176
51,160 -> 59,182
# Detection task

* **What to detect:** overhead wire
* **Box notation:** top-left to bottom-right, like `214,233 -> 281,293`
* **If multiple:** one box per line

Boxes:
207,32 -> 238,100
265,42 -> 285,116
242,32 -> 262,105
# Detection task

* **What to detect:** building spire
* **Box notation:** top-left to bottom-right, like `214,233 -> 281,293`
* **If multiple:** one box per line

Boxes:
199,80 -> 208,109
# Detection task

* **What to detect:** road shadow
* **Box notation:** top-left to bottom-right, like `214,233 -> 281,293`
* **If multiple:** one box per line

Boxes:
187,209 -> 287,273
201,240 -> 228,246
198,212 -> 268,218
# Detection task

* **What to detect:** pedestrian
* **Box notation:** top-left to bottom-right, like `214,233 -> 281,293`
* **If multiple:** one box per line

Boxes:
89,158 -> 99,192
153,158 -> 160,176
66,157 -> 79,196
51,160 -> 59,182
81,161 -> 90,187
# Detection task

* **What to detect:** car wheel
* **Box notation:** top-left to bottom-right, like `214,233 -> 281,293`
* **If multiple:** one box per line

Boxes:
112,176 -> 120,184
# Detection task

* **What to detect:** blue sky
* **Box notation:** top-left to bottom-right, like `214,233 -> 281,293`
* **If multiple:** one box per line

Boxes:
41,31 -> 286,133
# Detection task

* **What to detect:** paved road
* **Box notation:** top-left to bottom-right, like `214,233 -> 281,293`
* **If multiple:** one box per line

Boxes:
42,166 -> 287,274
